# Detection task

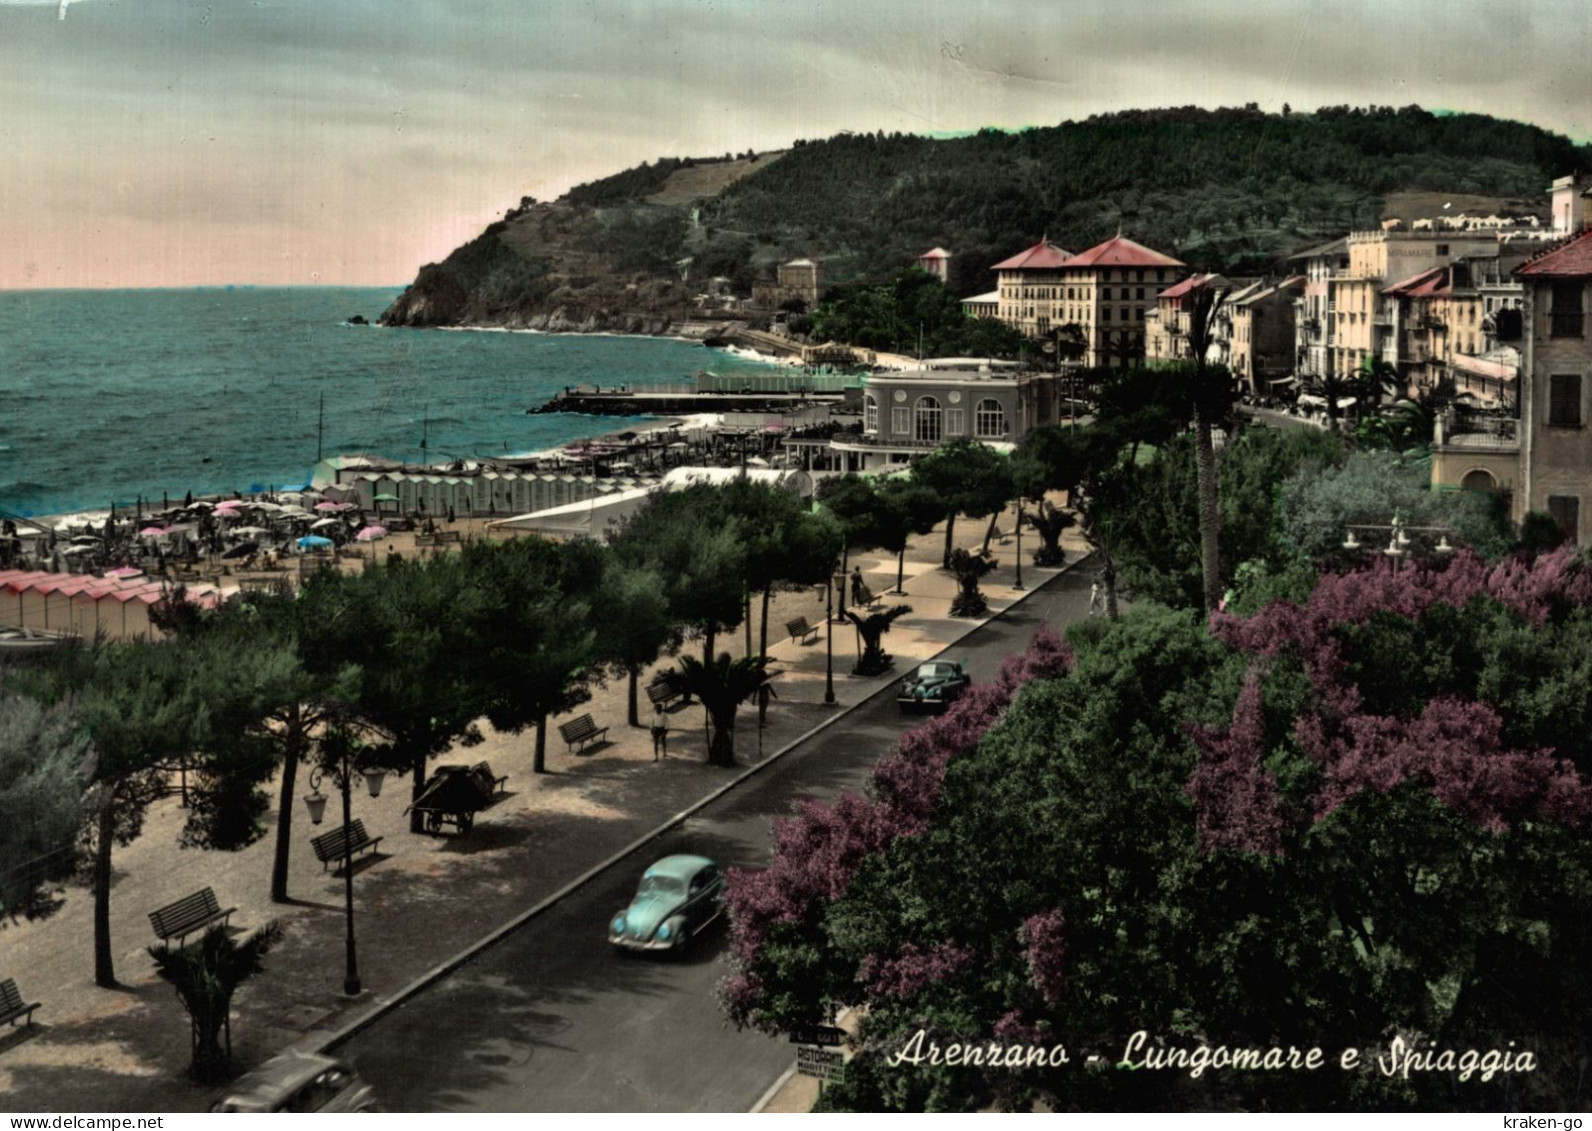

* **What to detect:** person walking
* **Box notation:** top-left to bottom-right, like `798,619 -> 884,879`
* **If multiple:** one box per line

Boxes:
651,702 -> 669,761
850,565 -> 864,607
1089,574 -> 1104,616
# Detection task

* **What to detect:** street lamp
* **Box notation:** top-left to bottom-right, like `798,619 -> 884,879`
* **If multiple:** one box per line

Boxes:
824,570 -> 836,705
302,738 -> 385,998
1343,514 -> 1455,573
1013,498 -> 1025,591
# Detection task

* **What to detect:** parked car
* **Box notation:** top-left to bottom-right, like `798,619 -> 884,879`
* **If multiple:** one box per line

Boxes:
211,1051 -> 379,1113
608,854 -> 725,954
898,659 -> 972,712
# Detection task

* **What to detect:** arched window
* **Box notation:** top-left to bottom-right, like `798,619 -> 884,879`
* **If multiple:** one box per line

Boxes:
863,394 -> 879,434
975,398 -> 1007,438
1461,468 -> 1498,493
914,396 -> 943,444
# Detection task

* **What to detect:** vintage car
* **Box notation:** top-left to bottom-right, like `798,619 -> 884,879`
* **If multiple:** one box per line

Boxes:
608,854 -> 725,953
898,659 -> 972,711
211,1052 -> 379,1113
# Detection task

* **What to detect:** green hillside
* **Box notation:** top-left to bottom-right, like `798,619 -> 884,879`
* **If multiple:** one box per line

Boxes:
381,105 -> 1590,328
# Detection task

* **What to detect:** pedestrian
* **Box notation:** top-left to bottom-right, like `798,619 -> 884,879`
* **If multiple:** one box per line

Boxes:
651,702 -> 669,761
1089,574 -> 1104,616
850,565 -> 864,606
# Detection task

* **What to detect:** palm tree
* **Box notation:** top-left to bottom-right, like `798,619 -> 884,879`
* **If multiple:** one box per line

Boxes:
947,548 -> 998,618
843,604 -> 911,676
665,653 -> 777,767
1026,500 -> 1075,566
148,921 -> 284,1082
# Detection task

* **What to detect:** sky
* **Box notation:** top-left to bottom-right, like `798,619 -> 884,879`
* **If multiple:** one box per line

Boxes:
2,0 -> 1589,289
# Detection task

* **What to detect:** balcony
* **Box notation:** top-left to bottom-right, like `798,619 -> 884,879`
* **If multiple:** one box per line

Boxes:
1435,409 -> 1518,452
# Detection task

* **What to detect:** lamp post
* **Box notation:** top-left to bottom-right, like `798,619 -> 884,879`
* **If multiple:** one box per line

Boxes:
302,734 -> 385,998
1343,513 -> 1455,573
1013,498 -> 1025,591
824,570 -> 836,705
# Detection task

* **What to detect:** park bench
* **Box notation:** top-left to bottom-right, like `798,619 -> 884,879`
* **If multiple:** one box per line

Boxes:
471,761 -> 509,795
0,978 -> 39,1028
437,530 -> 462,544
786,616 -> 821,645
309,818 -> 384,873
854,581 -> 882,609
149,887 -> 237,946
558,713 -> 610,754
646,673 -> 682,710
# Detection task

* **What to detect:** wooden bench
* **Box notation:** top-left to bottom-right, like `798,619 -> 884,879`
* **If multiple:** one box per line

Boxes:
309,818 -> 384,873
149,887 -> 236,946
558,713 -> 610,753
854,581 -> 882,609
786,616 -> 821,645
646,673 -> 682,710
437,529 -> 462,544
0,978 -> 39,1028
472,761 -> 508,794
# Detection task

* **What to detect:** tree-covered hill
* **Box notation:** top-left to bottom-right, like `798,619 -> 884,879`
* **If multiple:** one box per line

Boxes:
381,105 -> 1591,329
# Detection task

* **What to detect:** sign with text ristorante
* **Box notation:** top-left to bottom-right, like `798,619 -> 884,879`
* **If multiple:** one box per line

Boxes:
796,1044 -> 845,1081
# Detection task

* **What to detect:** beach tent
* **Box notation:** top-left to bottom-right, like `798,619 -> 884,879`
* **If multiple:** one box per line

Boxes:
487,485 -> 658,542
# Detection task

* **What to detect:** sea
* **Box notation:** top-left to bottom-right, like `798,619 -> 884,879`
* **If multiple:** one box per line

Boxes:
0,286 -> 783,519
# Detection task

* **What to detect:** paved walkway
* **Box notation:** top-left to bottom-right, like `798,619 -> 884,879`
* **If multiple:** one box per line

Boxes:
0,502 -> 1090,1113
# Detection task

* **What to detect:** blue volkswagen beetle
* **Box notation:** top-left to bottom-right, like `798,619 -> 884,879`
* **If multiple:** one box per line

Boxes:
608,854 -> 726,953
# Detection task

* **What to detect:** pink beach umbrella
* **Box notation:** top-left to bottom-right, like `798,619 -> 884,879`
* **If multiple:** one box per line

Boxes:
314,501 -> 354,512
354,525 -> 388,542
106,566 -> 144,579
139,526 -> 172,537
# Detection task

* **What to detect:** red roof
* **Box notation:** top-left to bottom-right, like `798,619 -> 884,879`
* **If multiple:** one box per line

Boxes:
991,239 -> 1073,270
1060,235 -> 1185,269
1156,273 -> 1218,300
1383,267 -> 1449,298
1515,229 -> 1592,277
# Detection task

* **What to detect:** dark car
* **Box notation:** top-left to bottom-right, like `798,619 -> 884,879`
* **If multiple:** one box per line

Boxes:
608,854 -> 725,953
211,1052 -> 379,1113
898,659 -> 971,712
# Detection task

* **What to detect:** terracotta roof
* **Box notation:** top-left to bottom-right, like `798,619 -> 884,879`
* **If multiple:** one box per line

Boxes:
1157,272 -> 1226,300
1382,267 -> 1449,298
991,239 -> 1073,270
1515,229 -> 1592,277
1059,235 -> 1184,269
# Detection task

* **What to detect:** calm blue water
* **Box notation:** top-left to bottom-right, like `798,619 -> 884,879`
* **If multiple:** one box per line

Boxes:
0,287 -> 779,517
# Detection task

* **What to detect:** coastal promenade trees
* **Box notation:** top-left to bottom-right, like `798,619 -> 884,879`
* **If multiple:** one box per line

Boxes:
611,486 -> 747,665
909,439 -> 1012,568
596,560 -> 675,728
458,537 -> 600,775
14,634 -> 285,987
296,556 -> 493,835
0,690 -> 91,919
876,478 -> 943,594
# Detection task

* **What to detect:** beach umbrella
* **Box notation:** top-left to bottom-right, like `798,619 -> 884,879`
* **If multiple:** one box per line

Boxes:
354,525 -> 388,542
106,566 -> 144,579
139,525 -> 172,537
310,517 -> 341,529
230,526 -> 270,537
296,535 -> 333,549
62,545 -> 95,557
313,501 -> 353,511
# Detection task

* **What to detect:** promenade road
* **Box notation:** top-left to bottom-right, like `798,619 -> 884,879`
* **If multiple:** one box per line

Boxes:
331,557 -> 1094,1111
